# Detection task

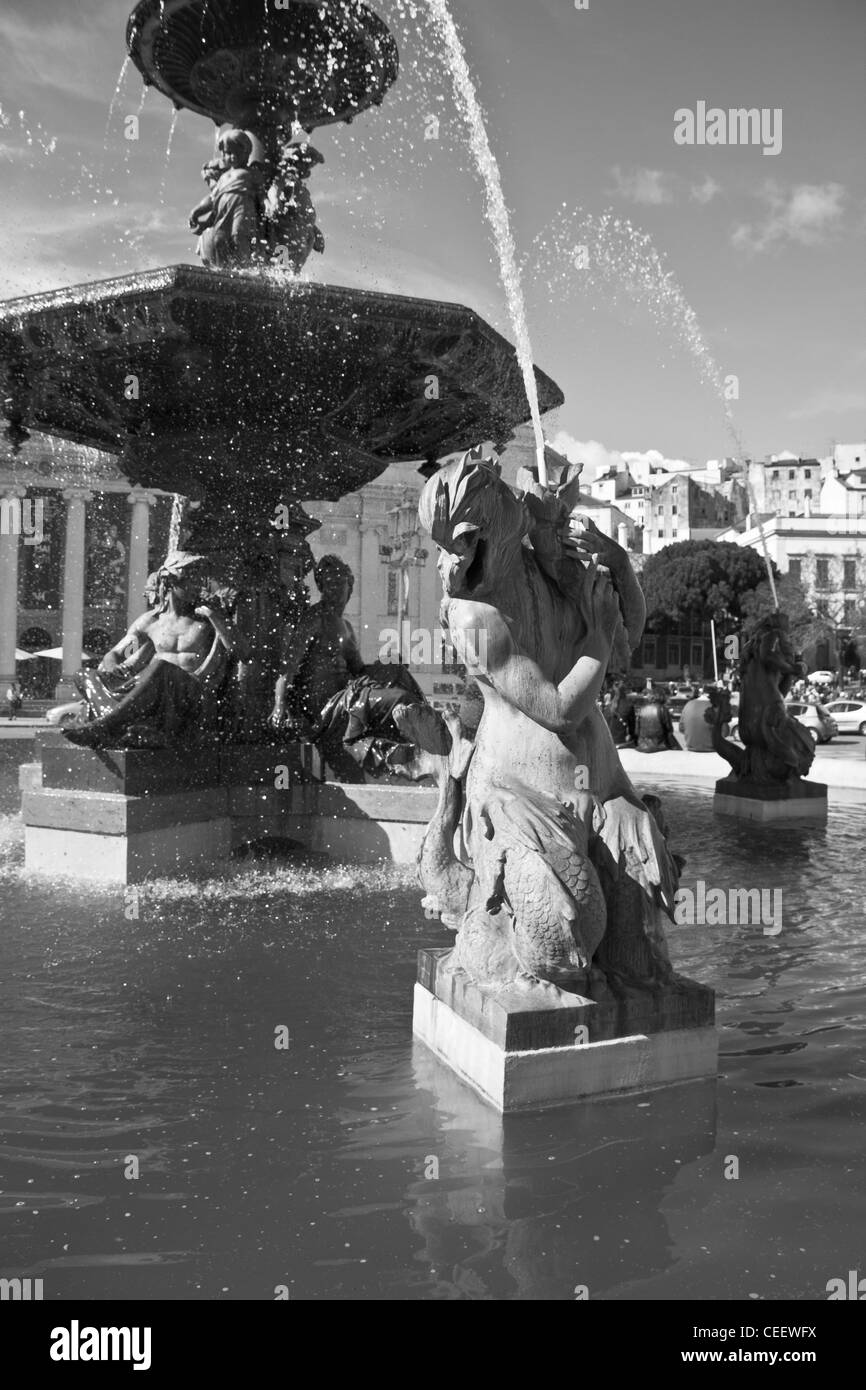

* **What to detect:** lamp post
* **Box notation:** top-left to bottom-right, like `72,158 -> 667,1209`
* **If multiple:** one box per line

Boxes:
379,493 -> 428,664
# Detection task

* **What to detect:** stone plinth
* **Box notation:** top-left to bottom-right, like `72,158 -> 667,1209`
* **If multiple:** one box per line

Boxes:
19,736 -> 437,881
413,948 -> 717,1113
714,775 -> 828,823
22,734 -> 310,883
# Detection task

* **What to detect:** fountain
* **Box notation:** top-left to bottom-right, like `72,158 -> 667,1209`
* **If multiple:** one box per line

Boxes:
1,0 -> 562,883
1,0 -> 718,1116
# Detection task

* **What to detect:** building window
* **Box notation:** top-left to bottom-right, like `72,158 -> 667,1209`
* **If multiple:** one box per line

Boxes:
788,490 -> 797,500
642,637 -> 657,667
804,469 -> 812,478
816,558 -> 830,586
671,506 -> 678,515
788,558 -> 801,584
671,529 -> 678,538
804,490 -> 812,500
844,599 -> 857,625
772,469 -> 779,478
668,639 -> 681,666
844,559 -> 856,588
789,470 -> 795,480
386,569 -> 398,615
691,642 -> 704,669
816,599 -> 829,618
657,528 -> 664,538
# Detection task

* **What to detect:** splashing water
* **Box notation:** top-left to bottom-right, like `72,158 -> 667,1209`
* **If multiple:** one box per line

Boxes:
103,55 -> 131,145
158,109 -> 180,206
531,207 -> 779,605
168,494 -> 186,553
422,0 -> 548,482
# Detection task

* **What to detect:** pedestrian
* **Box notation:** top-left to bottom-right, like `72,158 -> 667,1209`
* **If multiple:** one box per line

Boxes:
680,686 -> 715,752
5,680 -> 23,720
635,687 -> 680,752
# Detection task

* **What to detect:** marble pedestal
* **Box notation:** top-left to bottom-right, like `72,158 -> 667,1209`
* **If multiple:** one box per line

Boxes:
413,948 -> 717,1113
21,734 -> 311,883
713,775 -> 828,823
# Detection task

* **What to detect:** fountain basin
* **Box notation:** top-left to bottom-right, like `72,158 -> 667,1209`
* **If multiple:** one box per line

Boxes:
0,266 -> 564,501
127,0 -> 399,133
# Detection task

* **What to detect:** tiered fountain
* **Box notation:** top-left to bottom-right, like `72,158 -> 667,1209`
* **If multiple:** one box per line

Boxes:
0,0 -> 562,882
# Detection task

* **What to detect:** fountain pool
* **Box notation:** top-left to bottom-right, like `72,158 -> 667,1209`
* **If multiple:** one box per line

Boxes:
1,747 -> 863,1300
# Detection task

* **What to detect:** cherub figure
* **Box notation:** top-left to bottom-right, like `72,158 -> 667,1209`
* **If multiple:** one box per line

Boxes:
262,141 -> 325,270
189,129 -> 264,268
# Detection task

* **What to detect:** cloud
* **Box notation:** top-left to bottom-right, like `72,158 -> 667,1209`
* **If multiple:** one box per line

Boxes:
732,182 -> 846,253
549,435 -> 693,485
690,175 -> 721,205
610,166 -> 675,206
788,388 -> 866,421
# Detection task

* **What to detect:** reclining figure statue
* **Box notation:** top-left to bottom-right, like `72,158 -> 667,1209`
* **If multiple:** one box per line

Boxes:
63,551 -> 238,749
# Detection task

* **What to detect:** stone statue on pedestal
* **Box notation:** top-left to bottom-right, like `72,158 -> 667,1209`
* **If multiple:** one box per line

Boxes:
398,447 -> 682,995
63,551 -> 240,748
712,611 -> 814,784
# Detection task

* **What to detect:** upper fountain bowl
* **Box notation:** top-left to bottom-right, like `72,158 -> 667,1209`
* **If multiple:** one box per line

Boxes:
126,0 -> 399,132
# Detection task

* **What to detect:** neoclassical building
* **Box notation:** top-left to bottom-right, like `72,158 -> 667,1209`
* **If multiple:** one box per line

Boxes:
2,423 -> 628,706
1,434 -> 177,699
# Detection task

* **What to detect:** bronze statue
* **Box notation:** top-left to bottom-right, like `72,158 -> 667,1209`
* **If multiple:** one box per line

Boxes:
188,130 -> 263,268
712,611 -> 814,784
398,447 -> 681,994
189,128 -> 324,272
63,551 -> 238,748
270,554 -> 425,780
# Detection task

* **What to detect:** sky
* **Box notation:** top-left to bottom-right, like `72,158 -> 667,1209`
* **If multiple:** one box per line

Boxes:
0,0 -> 864,474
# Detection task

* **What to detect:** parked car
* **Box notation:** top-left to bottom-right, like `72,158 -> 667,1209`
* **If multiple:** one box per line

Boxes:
824,698 -> 866,736
45,700 -> 86,727
785,701 -> 837,744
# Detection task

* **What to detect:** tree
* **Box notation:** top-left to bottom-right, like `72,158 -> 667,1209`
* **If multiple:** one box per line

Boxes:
639,540 -> 774,633
740,574 -> 832,656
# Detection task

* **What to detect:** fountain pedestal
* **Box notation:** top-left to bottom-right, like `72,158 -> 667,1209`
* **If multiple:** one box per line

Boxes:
413,949 -> 717,1114
21,734 -> 312,883
713,775 -> 828,823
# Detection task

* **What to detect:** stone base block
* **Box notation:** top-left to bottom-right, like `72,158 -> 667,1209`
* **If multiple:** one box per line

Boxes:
714,776 -> 827,822
25,819 -> 233,883
413,984 -> 719,1113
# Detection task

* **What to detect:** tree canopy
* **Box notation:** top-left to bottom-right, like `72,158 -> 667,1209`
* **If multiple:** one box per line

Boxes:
639,540 -> 776,630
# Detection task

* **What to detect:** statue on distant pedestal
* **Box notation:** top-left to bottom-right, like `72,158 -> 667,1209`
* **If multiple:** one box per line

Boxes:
270,554 -> 425,780
398,447 -> 682,994
63,552 -> 239,748
712,611 -> 814,784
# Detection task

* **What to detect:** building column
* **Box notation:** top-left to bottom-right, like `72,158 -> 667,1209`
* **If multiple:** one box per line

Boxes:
359,518 -> 384,662
57,487 -> 93,699
127,489 -> 155,626
0,486 -> 26,689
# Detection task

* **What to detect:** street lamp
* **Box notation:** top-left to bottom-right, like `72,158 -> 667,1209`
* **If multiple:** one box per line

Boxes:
380,492 -> 429,663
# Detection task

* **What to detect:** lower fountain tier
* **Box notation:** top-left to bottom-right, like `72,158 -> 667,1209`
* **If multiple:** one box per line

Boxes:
0,265 -> 564,499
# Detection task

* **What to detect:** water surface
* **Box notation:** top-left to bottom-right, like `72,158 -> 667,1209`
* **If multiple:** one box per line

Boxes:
1,745 -> 863,1300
